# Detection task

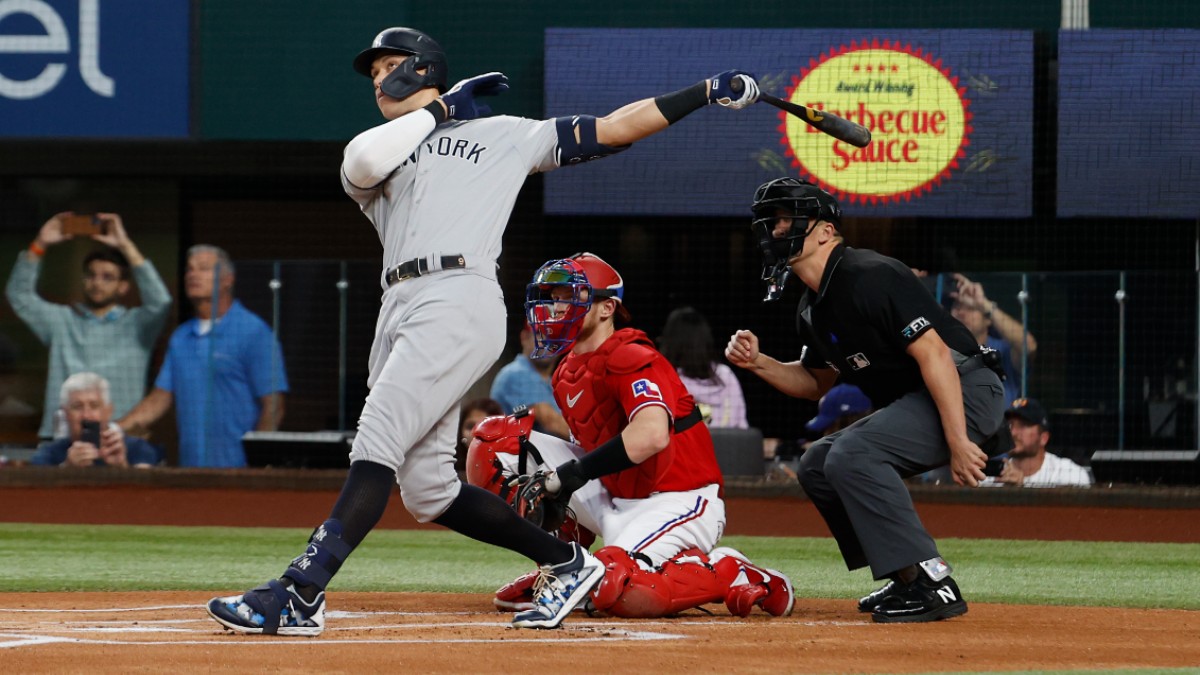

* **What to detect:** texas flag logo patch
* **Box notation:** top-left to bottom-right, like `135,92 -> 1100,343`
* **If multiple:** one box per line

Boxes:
631,378 -> 663,400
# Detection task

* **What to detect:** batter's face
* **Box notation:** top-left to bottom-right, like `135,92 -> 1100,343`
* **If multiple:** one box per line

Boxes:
1007,417 -> 1049,458
81,260 -> 128,310
371,54 -> 439,120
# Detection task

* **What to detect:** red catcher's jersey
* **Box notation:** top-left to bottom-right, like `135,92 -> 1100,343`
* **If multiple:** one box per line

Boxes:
552,328 -> 725,499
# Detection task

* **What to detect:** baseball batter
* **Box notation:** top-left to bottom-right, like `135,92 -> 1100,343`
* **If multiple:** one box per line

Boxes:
468,253 -> 794,618
207,26 -> 761,635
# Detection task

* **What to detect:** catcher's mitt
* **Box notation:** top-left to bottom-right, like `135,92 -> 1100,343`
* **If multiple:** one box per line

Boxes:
510,470 -> 569,533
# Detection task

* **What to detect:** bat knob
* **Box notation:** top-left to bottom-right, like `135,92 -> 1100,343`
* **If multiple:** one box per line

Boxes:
729,77 -> 743,94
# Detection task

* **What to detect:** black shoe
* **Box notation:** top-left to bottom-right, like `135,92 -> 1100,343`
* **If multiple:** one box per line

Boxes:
870,575 -> 967,623
857,579 -> 899,613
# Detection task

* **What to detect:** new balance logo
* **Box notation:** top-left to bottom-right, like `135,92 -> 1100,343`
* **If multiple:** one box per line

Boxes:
936,586 -> 958,603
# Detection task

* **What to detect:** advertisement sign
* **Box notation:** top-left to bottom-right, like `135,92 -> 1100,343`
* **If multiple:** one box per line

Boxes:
0,0 -> 189,138
1057,30 -> 1200,218
544,29 -> 1032,217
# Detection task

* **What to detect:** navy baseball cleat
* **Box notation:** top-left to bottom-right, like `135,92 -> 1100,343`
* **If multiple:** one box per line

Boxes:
870,575 -> 967,623
207,579 -> 325,636
512,543 -> 604,629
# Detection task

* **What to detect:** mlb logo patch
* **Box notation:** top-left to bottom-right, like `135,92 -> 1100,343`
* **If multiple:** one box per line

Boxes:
631,379 -> 663,400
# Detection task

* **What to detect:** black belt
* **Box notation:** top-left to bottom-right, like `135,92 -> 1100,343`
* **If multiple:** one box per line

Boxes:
385,255 -> 466,286
958,348 -> 1006,381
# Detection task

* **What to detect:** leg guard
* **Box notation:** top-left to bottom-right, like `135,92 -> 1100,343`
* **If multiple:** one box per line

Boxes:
283,519 -> 351,592
590,546 -> 728,618
711,547 -> 796,617
493,569 -> 540,612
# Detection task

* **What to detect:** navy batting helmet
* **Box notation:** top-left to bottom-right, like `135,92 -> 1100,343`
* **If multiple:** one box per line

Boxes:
353,27 -> 448,99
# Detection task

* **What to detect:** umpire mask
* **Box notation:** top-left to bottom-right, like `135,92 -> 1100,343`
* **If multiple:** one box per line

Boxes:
750,177 -> 842,302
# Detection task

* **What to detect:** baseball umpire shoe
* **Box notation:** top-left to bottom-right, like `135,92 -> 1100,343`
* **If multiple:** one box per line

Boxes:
711,546 -> 796,617
207,579 -> 325,637
858,579 -> 900,613
871,575 -> 967,624
511,542 -> 604,629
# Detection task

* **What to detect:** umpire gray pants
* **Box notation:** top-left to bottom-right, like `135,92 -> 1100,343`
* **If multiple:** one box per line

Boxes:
797,366 -> 1005,579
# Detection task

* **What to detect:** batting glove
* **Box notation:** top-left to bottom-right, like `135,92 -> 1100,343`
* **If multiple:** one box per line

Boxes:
708,70 -> 759,109
440,72 -> 510,120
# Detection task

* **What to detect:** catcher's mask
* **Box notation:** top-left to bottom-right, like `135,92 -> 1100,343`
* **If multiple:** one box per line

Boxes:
525,252 -> 629,359
353,26 -> 449,100
465,412 -> 539,505
750,177 -> 842,302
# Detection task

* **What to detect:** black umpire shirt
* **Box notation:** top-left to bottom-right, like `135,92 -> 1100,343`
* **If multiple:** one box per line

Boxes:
796,244 -> 980,407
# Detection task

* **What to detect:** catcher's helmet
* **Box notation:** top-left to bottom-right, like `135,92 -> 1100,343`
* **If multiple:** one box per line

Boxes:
353,27 -> 448,99
750,177 -> 842,301
525,252 -> 629,359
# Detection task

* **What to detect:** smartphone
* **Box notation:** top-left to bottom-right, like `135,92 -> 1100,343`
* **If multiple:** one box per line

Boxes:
983,458 -> 1006,477
80,419 -> 102,447
61,213 -> 106,236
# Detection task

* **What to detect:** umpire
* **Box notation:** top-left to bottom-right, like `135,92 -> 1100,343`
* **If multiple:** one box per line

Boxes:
725,178 -> 1005,623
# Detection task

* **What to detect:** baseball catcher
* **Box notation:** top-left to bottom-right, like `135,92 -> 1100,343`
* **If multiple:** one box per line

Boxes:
466,253 -> 794,619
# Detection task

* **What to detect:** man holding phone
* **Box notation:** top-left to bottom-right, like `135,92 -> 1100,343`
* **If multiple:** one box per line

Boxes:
28,372 -> 161,467
5,212 -> 171,440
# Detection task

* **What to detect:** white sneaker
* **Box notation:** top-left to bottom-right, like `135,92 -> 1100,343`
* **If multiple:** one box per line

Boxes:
511,543 -> 604,629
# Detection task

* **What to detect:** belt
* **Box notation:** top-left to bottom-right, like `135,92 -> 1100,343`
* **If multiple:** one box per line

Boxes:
385,255 -> 466,286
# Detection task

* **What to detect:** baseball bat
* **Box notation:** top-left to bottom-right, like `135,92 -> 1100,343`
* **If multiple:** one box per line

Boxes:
729,78 -> 872,148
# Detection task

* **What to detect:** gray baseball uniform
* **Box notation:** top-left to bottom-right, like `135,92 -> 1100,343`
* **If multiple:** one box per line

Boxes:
341,115 -> 560,522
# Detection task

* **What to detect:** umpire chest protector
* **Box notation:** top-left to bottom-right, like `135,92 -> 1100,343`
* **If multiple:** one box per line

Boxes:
796,245 -> 980,407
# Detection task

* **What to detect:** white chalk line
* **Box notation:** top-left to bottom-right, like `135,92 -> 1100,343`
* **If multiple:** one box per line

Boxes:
0,605 -> 697,649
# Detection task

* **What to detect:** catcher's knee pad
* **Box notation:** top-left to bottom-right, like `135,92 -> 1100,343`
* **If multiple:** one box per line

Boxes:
591,546 -> 727,618
464,412 -> 536,505
284,519 -> 350,591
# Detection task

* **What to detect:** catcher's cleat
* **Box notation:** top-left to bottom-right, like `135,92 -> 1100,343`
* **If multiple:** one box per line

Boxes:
493,569 -> 540,612
511,542 -> 604,629
871,575 -> 967,624
858,579 -> 900,613
712,546 -> 796,617
207,579 -> 325,637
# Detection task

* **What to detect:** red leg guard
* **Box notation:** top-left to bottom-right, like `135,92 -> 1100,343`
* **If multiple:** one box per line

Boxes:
493,569 -> 540,612
711,547 -> 796,617
590,546 -> 728,618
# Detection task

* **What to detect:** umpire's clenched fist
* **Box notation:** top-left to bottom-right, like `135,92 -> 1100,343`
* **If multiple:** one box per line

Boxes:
725,329 -> 760,369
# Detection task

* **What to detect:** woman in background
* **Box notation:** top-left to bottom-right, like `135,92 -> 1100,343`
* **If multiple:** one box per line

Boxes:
658,307 -> 748,428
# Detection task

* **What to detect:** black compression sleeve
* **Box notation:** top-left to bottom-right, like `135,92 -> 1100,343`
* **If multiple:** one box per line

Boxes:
654,81 -> 708,124
578,434 -> 636,479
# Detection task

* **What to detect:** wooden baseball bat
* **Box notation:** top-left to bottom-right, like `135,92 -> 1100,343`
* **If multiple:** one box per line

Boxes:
729,78 -> 872,148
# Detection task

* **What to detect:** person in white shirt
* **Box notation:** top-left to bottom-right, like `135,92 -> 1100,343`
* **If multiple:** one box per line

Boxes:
984,397 -> 1092,488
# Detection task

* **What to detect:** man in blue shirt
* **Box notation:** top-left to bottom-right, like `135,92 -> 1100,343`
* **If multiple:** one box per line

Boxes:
30,372 -> 161,467
490,323 -> 569,439
119,245 -> 287,467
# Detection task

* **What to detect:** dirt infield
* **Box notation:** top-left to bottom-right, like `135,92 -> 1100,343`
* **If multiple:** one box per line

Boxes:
3,484 -> 1200,672
1,592 -> 1198,673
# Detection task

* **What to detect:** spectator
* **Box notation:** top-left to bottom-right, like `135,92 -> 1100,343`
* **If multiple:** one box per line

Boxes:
949,273 -> 1037,406
29,372 -> 161,467
456,396 -> 503,472
804,383 -> 873,437
490,324 -> 570,439
5,212 -> 171,439
119,245 -> 287,467
658,307 -> 748,429
982,397 -> 1093,488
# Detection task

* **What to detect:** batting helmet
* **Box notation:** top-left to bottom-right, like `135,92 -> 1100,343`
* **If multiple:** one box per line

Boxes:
525,252 -> 630,359
353,27 -> 448,99
750,177 -> 842,301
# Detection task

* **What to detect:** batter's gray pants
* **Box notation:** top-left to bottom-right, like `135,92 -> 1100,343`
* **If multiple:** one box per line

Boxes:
797,366 -> 1005,579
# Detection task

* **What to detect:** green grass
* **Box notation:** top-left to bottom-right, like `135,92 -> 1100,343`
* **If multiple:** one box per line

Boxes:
2,523 -> 1198,611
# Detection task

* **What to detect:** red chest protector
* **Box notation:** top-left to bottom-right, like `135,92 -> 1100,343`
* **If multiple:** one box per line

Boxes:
554,329 -> 724,499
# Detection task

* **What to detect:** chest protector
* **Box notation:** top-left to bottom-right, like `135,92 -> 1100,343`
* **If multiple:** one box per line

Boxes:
555,329 -> 715,499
